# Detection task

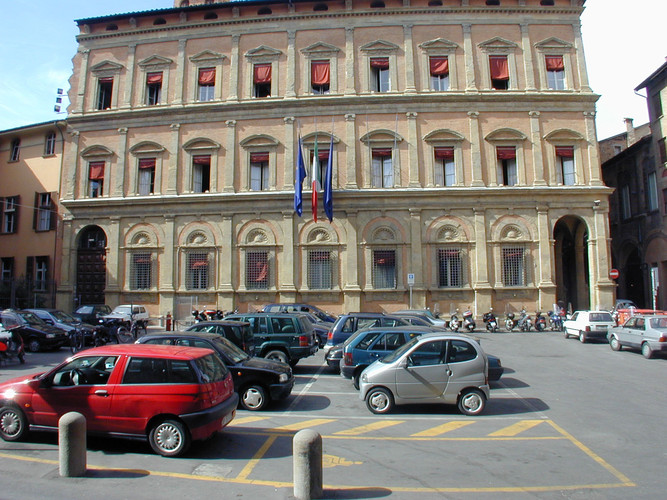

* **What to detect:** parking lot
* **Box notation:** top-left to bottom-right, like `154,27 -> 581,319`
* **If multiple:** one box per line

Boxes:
0,330 -> 665,499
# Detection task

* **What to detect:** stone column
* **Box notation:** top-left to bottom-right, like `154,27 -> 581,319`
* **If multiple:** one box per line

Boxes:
572,21 -> 592,92
75,49 -> 90,114
68,130 -> 81,199
403,25 -> 416,94
521,24 -> 536,91
345,113 -> 358,188
281,211 -> 297,292
161,214 -> 175,290
529,111 -> 546,185
468,111 -> 484,186
286,31 -> 297,98
174,39 -> 187,105
115,128 -> 128,197
284,117 -> 296,188
462,24 -> 477,92
122,44 -> 136,109
168,123 -> 181,194
536,207 -> 556,309
345,28 -> 356,96
473,207 -> 491,316
224,120 -> 236,192
409,209 -> 424,298
406,112 -> 420,187
583,111 -> 603,186
219,215 -> 234,292
229,35 -> 240,101
106,218 -> 121,293
343,210 -> 361,292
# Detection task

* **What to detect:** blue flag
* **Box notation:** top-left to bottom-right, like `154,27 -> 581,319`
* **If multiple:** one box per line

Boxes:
294,135 -> 307,216
323,134 -> 334,222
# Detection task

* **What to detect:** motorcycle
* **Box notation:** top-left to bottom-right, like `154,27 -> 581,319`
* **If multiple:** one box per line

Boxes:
505,312 -> 516,332
192,309 -> 208,323
534,311 -> 547,332
517,309 -> 532,332
462,309 -> 476,332
0,327 -> 26,364
548,310 -> 564,331
483,310 -> 499,332
449,311 -> 460,332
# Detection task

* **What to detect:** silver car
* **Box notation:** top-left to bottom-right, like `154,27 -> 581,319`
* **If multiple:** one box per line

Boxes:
358,332 -> 490,416
608,315 -> 667,359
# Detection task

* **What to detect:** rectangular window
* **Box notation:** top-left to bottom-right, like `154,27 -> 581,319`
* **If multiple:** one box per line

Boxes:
88,161 -> 105,197
131,252 -> 152,290
647,172 -> 658,211
198,68 -> 215,101
253,64 -> 272,98
497,146 -> 517,186
186,252 -> 208,290
652,93 -> 663,119
659,138 -> 666,165
1,257 -> 13,284
311,60 -> 330,94
372,249 -> 396,289
370,58 -> 390,92
192,155 -> 211,193
10,139 -> 20,162
438,248 -> 463,288
434,147 -> 455,186
35,192 -> 53,231
146,72 -> 162,105
97,77 -> 113,110
308,249 -> 332,289
371,148 -> 393,188
556,146 -> 575,185
44,132 -> 56,156
2,196 -> 18,234
250,152 -> 269,191
138,158 -> 156,195
311,148 -> 329,186
489,55 -> 509,90
34,256 -> 49,292
502,247 -> 525,287
621,185 -> 631,220
545,55 -> 565,90
246,251 -> 269,290
430,57 -> 449,91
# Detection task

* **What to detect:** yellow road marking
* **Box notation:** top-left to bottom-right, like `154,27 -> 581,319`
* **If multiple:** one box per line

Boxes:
236,435 -> 277,480
322,454 -> 363,468
334,420 -> 404,436
488,419 -> 545,437
228,416 -> 269,426
273,418 -> 335,432
411,420 -> 475,437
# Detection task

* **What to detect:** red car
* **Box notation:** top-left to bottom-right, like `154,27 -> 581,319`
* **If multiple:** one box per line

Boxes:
0,344 -> 238,457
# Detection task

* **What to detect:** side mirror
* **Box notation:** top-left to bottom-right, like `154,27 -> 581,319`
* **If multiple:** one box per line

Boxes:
399,357 -> 410,369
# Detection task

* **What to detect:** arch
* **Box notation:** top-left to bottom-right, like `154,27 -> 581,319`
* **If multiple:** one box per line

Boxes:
313,3 -> 328,11
124,223 -> 162,248
361,217 -> 407,244
423,129 -> 465,143
360,129 -> 404,145
204,12 -> 218,20
239,134 -> 280,148
80,145 -> 114,159
553,215 -> 590,311
426,216 -> 473,243
129,141 -> 166,156
302,132 -> 341,145
237,221 -> 279,247
177,222 -> 219,248
490,215 -> 534,242
77,225 -> 107,249
182,137 -> 221,152
485,128 -> 527,143
153,18 -> 166,25
257,7 -> 272,15
543,129 -> 585,142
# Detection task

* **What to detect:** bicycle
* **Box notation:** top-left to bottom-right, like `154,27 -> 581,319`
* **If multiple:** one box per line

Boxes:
69,329 -> 86,354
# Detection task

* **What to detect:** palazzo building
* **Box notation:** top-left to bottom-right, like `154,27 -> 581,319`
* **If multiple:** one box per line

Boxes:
56,0 -> 614,320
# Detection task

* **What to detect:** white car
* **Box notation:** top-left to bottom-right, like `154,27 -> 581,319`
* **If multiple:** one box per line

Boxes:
103,305 -> 150,323
563,310 -> 615,343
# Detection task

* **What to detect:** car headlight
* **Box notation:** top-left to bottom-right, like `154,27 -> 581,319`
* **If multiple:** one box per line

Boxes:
361,373 -> 368,383
46,333 -> 55,338
3,388 -> 16,399
278,373 -> 289,383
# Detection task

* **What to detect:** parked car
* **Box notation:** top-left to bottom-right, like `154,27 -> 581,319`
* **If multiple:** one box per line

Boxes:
103,304 -> 150,324
394,309 -> 448,328
392,313 -> 442,328
359,332 -> 490,415
0,344 -> 238,457
323,313 -> 409,352
185,320 -> 255,355
298,312 -> 334,347
262,303 -> 337,323
487,355 -> 504,382
607,315 -> 667,359
139,332 -> 294,411
225,312 -> 318,366
0,309 -> 69,352
563,310 -> 615,343
71,304 -> 112,325
25,308 -> 98,345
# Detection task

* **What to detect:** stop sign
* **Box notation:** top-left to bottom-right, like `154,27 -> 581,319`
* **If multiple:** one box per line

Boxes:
610,269 -> 620,280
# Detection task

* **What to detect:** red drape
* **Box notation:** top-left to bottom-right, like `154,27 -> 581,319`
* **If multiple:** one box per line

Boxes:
254,64 -> 272,84
250,152 -> 269,163
555,146 -> 574,158
496,146 -> 516,160
99,77 -> 113,84
88,162 -> 105,180
317,149 -> 329,160
311,61 -> 330,85
370,57 -> 390,69
193,155 -> 211,165
138,158 -> 156,169
430,57 -> 449,76
191,258 -> 208,268
489,56 -> 509,80
134,255 -> 151,264
374,252 -> 395,265
198,68 -> 215,85
253,262 -> 268,282
545,55 -> 564,71
147,72 -> 163,84
434,147 -> 454,160
372,148 -> 392,158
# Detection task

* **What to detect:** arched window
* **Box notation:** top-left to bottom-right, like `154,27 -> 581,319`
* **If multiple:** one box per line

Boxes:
180,1 -> 190,7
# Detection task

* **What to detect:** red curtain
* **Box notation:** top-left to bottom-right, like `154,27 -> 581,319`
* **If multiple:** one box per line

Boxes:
147,72 -> 163,84
134,255 -> 151,264
434,147 -> 454,160
253,262 -> 268,282
250,152 -> 269,163
372,148 -> 392,158
545,55 -> 564,71
489,56 -> 509,80
99,77 -> 113,84
88,162 -> 105,180
191,258 -> 208,268
138,158 -> 156,169
198,68 -> 215,85
374,252 -> 395,265
254,64 -> 272,83
317,148 -> 329,160
311,61 -> 330,85
496,146 -> 516,160
193,155 -> 211,165
555,146 -> 574,158
370,57 -> 389,69
430,57 -> 449,76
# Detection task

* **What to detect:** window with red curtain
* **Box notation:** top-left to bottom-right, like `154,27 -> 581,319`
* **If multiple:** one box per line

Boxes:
311,60 -> 330,85
434,147 -> 454,159
193,155 -> 211,165
250,152 -> 270,163
545,55 -> 564,72
254,64 -> 272,83
370,57 -> 390,69
496,146 -> 516,159
430,57 -> 449,76
372,148 -> 392,158
198,68 -> 215,85
489,56 -> 509,80
555,146 -> 574,158
138,158 -> 156,169
88,162 -> 105,180
146,72 -> 163,84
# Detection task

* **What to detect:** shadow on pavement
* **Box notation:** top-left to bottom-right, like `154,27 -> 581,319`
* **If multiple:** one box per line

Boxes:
322,487 -> 393,498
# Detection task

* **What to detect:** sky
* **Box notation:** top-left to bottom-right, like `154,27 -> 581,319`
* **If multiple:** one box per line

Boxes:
0,0 -> 664,139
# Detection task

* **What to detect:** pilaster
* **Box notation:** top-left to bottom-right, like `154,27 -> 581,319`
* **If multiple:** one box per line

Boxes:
572,21 -> 592,92
229,35 -> 240,101
345,28 -> 356,95
521,24 -> 536,91
168,123 -> 180,194
468,111 -> 484,186
345,113 -> 358,188
281,211 -> 297,291
407,112 -> 420,187
284,117 -> 296,188
403,25 -> 417,94
174,39 -> 187,105
286,31 -> 297,98
224,120 -> 236,192
463,24 -> 477,92
219,215 -> 234,291
115,128 -> 128,197
583,111 -> 603,185
75,49 -> 90,114
122,44 -> 136,108
529,111 -> 546,185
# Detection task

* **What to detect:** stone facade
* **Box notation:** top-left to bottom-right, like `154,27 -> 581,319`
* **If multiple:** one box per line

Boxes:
56,0 -> 614,321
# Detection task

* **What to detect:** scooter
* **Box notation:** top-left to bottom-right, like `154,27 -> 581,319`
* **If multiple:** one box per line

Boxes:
462,309 -> 476,332
0,327 -> 26,364
449,311 -> 460,332
505,312 -> 516,332
517,309 -> 532,332
548,310 -> 563,331
483,310 -> 499,332
534,311 -> 547,332
192,309 -> 208,323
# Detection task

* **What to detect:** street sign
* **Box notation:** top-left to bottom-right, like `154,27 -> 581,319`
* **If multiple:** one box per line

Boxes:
609,269 -> 620,280
407,273 -> 415,286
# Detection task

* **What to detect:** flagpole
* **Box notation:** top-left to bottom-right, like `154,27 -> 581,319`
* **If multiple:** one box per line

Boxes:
323,116 -> 334,223
311,116 -> 319,222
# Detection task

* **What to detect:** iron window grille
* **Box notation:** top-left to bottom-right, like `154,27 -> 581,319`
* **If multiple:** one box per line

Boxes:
372,249 -> 396,289
246,251 -> 269,289
307,249 -> 332,289
186,252 -> 209,290
131,252 -> 152,290
438,248 -> 464,288
502,246 -> 526,286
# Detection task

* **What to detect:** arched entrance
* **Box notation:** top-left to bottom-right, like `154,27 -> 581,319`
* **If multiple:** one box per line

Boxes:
554,216 -> 590,311
76,226 -> 107,305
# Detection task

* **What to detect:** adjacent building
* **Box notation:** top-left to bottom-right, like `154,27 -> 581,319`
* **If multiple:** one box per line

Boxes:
55,0 -> 614,320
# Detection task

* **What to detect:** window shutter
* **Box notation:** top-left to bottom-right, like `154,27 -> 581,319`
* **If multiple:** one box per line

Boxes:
33,192 -> 39,230
555,146 -> 574,158
26,256 -> 34,283
139,158 -> 156,169
193,155 -> 210,165
434,147 -> 454,160
50,192 -> 57,230
372,148 -> 392,158
146,72 -> 163,84
250,152 -> 270,163
89,162 -> 105,180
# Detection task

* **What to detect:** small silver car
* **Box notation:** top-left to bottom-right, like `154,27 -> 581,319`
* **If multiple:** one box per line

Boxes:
358,332 -> 490,416
608,315 -> 667,359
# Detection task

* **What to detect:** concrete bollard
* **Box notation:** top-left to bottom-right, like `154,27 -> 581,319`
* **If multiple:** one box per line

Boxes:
59,412 -> 87,477
293,429 -> 323,500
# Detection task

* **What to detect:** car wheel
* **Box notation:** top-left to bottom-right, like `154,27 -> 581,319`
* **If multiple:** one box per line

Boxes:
149,419 -> 191,457
353,371 -> 362,391
642,342 -> 654,359
579,331 -> 587,343
609,336 -> 622,351
0,405 -> 28,442
264,350 -> 289,364
458,389 -> 486,416
563,329 -> 569,339
27,338 -> 41,353
116,327 -> 133,344
365,387 -> 394,414
241,384 -> 269,411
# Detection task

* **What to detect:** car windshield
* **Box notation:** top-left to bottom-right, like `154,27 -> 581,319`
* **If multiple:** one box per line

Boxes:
211,336 -> 249,363
649,318 -> 667,329
52,310 -> 78,323
381,336 -> 420,364
18,312 -> 47,326
589,312 -> 613,322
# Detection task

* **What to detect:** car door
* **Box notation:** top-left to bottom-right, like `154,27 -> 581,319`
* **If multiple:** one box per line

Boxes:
620,317 -> 641,348
443,339 -> 484,400
565,312 -> 579,335
394,339 -> 450,400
